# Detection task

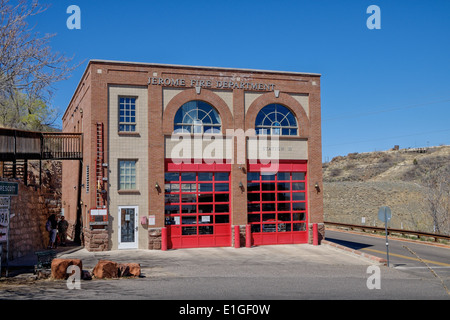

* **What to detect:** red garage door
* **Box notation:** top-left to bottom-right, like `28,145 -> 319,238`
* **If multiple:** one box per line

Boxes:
164,162 -> 231,249
247,162 -> 308,246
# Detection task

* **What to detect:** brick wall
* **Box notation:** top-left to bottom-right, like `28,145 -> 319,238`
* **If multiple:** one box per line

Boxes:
2,175 -> 62,261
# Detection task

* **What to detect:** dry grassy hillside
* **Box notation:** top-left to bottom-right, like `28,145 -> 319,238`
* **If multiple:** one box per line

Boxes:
322,145 -> 450,234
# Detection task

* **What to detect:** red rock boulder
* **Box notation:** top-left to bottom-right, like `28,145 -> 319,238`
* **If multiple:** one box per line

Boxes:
92,260 -> 119,279
119,263 -> 141,277
51,258 -> 83,280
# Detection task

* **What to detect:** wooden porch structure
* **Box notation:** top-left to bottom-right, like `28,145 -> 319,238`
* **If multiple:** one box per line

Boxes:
0,128 -> 82,185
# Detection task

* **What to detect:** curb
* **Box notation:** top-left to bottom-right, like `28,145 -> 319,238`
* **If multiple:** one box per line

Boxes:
325,226 -> 450,249
56,245 -> 85,257
322,240 -> 387,265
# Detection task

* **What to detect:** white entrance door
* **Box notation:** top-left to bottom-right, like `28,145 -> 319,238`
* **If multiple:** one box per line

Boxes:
118,206 -> 138,249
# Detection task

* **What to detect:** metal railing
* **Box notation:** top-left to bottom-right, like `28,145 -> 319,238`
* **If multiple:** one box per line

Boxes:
42,133 -> 83,160
0,128 -> 82,161
324,221 -> 450,242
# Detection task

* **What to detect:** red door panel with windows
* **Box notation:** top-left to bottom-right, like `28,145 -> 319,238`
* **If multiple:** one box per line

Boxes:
165,161 -> 231,249
247,161 -> 308,246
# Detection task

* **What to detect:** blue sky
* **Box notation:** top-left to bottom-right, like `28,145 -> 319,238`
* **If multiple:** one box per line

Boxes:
28,0 -> 450,161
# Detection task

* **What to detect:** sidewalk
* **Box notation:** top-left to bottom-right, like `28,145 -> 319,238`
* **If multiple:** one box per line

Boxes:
2,240 -> 388,280
2,240 -> 83,276
4,240 -> 386,271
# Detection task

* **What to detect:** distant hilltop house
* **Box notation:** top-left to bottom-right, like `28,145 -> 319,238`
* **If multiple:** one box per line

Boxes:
392,145 -> 429,153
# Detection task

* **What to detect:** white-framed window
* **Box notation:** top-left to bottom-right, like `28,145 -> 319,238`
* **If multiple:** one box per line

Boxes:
255,104 -> 298,136
119,97 -> 136,132
119,160 -> 137,190
174,100 -> 221,134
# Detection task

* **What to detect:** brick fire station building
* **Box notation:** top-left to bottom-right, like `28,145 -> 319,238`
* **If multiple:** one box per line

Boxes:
62,60 -> 324,251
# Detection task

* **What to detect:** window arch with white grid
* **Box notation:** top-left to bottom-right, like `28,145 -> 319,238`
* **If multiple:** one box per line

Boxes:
174,100 -> 221,134
255,104 -> 298,136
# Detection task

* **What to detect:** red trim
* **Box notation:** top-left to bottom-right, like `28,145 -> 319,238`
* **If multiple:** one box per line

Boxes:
234,225 -> 240,248
165,159 -> 231,172
161,227 -> 167,251
313,223 -> 319,246
247,160 -> 307,172
245,224 -> 252,247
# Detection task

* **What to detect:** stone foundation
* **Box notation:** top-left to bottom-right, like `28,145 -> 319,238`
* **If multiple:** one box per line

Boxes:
148,228 -> 161,250
83,227 -> 109,251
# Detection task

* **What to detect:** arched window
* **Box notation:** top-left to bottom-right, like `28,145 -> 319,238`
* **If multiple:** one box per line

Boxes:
174,101 -> 221,134
255,104 -> 298,136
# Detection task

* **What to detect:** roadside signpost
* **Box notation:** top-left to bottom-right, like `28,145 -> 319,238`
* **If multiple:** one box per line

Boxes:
0,181 -> 18,196
378,206 -> 392,267
0,181 -> 18,278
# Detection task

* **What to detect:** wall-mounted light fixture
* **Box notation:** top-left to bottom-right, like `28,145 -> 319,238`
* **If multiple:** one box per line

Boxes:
239,181 -> 244,191
155,182 -> 162,194
314,182 -> 320,192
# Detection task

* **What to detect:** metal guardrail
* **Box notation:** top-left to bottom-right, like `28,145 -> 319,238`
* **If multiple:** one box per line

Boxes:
324,221 -> 450,242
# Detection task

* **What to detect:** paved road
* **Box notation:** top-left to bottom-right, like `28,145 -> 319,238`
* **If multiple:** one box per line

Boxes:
1,242 -> 449,302
325,229 -> 450,286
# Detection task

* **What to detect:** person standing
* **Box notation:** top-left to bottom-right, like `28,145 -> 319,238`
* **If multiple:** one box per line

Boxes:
58,214 -> 69,246
46,214 -> 57,249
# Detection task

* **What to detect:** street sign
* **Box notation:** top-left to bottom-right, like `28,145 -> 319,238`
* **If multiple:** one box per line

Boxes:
378,206 -> 392,267
0,199 -> 10,242
0,197 -> 10,207
0,185 -> 18,278
0,182 -> 18,196
378,206 -> 392,223
0,208 -> 9,227
0,228 -> 6,242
